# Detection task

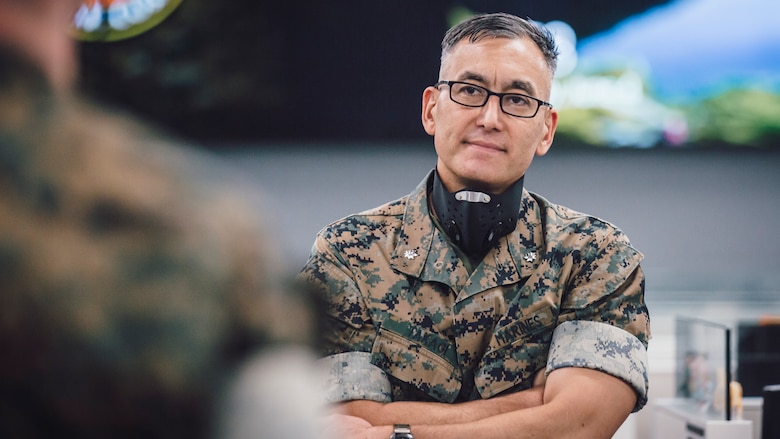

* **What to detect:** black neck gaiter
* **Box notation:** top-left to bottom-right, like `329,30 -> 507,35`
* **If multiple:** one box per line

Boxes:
431,170 -> 524,258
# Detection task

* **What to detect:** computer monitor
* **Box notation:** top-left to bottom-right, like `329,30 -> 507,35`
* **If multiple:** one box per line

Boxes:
675,316 -> 734,420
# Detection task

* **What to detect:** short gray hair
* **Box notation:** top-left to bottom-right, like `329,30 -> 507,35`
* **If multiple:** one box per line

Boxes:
441,12 -> 559,76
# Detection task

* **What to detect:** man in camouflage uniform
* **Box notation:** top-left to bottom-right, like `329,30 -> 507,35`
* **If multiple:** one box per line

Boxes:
301,12 -> 651,439
0,1 -> 322,437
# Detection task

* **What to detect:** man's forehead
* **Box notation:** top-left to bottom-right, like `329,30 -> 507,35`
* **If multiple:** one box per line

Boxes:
441,38 -> 551,91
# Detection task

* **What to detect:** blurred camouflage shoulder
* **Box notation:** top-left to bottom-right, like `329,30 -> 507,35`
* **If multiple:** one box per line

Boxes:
0,48 -> 315,436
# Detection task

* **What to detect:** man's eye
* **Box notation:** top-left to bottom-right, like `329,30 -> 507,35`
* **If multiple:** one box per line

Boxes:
505,95 -> 531,107
460,86 -> 482,95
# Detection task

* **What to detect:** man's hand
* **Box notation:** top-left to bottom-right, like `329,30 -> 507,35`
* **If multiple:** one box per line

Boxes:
324,413 -> 391,439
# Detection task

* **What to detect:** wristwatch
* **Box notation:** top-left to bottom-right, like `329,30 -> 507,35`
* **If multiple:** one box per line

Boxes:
390,424 -> 414,439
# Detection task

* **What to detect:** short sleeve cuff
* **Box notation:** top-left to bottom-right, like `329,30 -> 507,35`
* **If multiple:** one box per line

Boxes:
316,352 -> 392,403
546,320 -> 649,412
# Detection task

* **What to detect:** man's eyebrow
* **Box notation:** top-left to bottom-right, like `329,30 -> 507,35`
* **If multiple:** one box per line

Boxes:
456,71 -> 487,83
507,80 -> 536,96
455,72 -> 538,96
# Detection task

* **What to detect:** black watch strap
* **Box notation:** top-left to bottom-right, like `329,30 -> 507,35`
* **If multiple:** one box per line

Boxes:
390,424 -> 414,439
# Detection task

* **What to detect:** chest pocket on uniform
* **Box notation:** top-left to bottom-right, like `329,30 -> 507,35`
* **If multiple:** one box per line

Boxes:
474,306 -> 556,398
372,318 -> 462,403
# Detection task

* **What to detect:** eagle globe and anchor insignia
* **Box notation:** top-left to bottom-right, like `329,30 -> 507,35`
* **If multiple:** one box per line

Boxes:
72,0 -> 184,42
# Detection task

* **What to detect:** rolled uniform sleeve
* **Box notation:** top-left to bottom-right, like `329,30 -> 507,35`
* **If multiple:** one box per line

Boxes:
539,195 -> 651,343
316,352 -> 392,403
546,320 -> 649,411
549,212 -> 651,411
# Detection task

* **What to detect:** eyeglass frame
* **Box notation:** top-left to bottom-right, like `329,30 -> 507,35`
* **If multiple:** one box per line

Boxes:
434,80 -> 553,118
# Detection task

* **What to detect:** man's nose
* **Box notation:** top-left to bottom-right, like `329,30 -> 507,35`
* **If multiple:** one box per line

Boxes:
477,95 -> 504,129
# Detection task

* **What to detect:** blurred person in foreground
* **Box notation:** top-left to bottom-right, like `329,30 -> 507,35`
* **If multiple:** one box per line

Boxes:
0,0 -> 323,437
300,12 -> 651,439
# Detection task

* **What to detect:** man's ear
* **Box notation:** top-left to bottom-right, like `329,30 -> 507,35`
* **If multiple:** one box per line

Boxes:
535,108 -> 558,157
421,86 -> 438,136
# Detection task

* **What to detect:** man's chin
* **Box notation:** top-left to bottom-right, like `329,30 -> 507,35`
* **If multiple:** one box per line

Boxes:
458,174 -> 504,193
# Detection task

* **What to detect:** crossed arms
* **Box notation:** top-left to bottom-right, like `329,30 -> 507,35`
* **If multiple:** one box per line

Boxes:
317,313 -> 649,439
326,366 -> 637,439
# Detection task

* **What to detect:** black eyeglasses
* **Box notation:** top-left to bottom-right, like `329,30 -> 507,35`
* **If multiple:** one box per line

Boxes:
435,80 -> 552,118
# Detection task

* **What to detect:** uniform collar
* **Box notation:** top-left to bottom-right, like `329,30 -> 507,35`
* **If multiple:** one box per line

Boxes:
391,171 -> 543,299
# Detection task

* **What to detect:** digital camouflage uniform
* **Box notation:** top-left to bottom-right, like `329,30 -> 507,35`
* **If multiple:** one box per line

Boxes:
0,46 -> 316,437
301,171 -> 651,412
